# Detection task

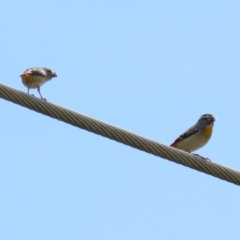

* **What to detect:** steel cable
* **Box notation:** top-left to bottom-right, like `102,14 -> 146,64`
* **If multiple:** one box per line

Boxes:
0,83 -> 239,185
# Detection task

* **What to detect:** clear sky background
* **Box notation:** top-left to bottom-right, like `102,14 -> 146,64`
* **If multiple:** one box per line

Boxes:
0,1 -> 240,239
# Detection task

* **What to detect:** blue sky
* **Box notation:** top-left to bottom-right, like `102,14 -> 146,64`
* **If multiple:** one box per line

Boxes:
1,1 -> 240,239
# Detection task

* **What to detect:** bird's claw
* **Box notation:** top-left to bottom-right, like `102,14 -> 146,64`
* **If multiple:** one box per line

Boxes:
192,153 -> 211,162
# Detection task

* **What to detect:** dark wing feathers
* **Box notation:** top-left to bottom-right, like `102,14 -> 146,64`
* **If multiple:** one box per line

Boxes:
24,68 -> 46,77
172,126 -> 199,144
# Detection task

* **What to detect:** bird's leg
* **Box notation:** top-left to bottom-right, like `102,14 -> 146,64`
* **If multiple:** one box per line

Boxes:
28,88 -> 35,97
37,86 -> 43,98
37,86 -> 46,101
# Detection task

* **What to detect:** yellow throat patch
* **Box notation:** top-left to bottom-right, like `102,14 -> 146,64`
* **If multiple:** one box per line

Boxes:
204,124 -> 213,139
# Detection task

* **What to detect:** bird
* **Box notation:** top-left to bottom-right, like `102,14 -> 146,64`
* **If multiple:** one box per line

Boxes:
20,67 -> 57,100
170,114 -> 216,153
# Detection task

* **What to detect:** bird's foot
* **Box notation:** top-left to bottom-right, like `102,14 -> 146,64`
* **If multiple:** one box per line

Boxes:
192,153 -> 211,162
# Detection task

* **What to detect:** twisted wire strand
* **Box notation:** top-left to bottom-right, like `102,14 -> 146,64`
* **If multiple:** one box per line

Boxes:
0,83 -> 239,185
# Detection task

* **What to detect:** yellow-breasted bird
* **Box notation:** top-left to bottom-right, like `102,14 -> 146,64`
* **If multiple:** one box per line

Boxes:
20,67 -> 57,100
170,114 -> 216,153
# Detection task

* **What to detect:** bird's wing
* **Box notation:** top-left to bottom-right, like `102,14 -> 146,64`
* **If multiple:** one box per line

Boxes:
171,125 -> 199,145
24,68 -> 46,77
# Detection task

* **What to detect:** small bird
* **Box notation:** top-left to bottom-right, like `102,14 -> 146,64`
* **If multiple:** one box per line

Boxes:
20,67 -> 57,100
170,114 -> 216,153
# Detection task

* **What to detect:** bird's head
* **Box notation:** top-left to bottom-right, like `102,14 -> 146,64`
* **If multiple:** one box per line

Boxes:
198,114 -> 216,127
